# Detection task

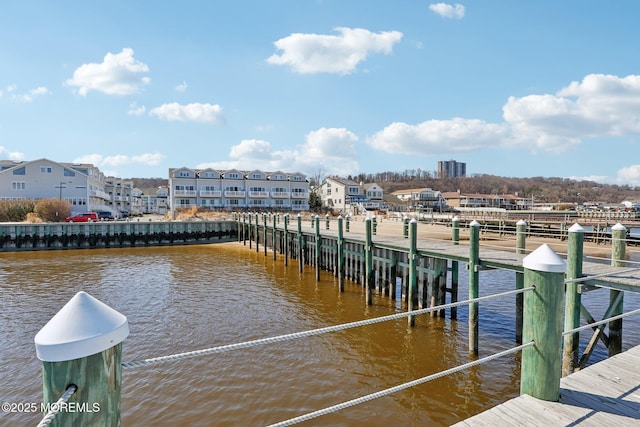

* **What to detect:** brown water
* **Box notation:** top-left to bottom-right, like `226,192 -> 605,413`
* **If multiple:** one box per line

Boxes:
1,243 -> 638,426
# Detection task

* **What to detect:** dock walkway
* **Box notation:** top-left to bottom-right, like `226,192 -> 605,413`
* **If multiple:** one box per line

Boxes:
453,344 -> 640,426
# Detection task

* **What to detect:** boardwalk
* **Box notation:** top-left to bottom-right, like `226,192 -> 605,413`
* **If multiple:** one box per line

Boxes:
453,344 -> 640,426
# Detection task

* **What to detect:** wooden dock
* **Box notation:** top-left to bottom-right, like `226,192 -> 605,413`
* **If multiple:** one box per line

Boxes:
453,344 -> 640,426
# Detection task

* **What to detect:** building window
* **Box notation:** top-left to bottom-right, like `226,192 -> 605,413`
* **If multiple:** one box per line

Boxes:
177,171 -> 191,177
40,167 -> 52,173
12,181 -> 25,190
64,168 -> 76,177
12,167 -> 25,175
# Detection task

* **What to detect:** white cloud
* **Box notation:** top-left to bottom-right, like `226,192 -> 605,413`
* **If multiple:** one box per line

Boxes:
73,152 -> 165,168
367,118 -> 508,155
64,48 -> 150,96
175,81 -> 188,92
148,102 -> 225,124
616,165 -> 640,186
197,127 -> 360,176
503,74 -> 640,151
0,146 -> 25,161
429,3 -> 465,19
366,73 -> 640,158
267,27 -> 403,74
10,86 -> 51,102
127,102 -> 146,116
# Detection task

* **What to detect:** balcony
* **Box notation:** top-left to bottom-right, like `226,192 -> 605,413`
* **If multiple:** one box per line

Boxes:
224,191 -> 246,197
174,190 -> 197,197
249,191 -> 269,198
90,189 -> 111,200
200,190 -> 222,198
291,192 -> 307,199
271,191 -> 290,198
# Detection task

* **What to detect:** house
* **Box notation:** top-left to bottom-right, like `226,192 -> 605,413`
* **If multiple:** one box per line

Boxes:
168,167 -> 309,215
320,177 -> 386,214
0,158 -> 132,216
391,188 -> 447,211
442,191 -> 532,210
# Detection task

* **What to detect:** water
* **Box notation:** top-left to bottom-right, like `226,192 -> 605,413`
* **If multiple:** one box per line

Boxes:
1,243 -> 639,426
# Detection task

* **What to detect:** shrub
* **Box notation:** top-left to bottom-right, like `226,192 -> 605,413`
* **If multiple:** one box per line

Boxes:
0,200 -> 37,222
34,199 -> 72,222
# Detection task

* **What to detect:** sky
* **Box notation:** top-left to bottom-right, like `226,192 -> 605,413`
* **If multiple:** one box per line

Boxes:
2,1 -> 640,186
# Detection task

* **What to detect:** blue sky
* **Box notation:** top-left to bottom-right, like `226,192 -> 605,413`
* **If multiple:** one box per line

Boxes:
2,1 -> 640,185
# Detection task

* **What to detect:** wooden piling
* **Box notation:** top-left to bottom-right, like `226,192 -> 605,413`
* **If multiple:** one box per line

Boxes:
35,291 -> 129,427
609,223 -> 626,357
450,217 -> 459,319
562,223 -> 584,376
408,219 -> 418,326
297,214 -> 303,273
337,216 -> 345,292
515,219 -> 527,344
365,218 -> 373,305
315,215 -> 321,281
521,244 -> 566,401
468,220 -> 480,355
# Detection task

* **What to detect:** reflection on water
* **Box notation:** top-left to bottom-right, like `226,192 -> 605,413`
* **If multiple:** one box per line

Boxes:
1,243 -> 638,426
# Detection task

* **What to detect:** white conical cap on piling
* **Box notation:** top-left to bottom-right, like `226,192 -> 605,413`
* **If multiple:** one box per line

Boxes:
34,291 -> 129,362
612,223 -> 626,231
522,244 -> 566,273
568,223 -> 585,233
470,220 -> 481,227
516,219 -> 527,226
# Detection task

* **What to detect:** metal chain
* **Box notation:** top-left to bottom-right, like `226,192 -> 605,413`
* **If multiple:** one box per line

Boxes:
121,287 -> 532,368
268,341 -> 535,427
36,384 -> 77,427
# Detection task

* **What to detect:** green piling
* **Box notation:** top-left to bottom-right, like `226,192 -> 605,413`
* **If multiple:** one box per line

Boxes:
562,223 -> 584,376
610,223 -> 626,356
468,220 -> 480,355
408,219 -> 418,326
521,244 -> 566,401
515,219 -> 527,344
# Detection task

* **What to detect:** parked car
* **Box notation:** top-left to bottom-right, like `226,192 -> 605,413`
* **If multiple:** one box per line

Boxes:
96,211 -> 115,221
64,212 -> 99,222
119,210 -> 130,218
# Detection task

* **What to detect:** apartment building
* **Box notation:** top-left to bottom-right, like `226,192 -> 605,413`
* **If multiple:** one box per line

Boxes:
132,187 -> 169,215
168,167 -> 309,214
0,158 -> 132,216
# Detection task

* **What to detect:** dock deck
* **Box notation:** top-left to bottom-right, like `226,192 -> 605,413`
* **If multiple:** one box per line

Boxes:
453,345 -> 640,426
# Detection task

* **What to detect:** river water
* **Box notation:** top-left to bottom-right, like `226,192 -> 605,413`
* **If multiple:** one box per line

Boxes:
1,242 -> 639,426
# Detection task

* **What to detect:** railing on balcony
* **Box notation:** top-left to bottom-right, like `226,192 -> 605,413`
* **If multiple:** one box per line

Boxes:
200,190 -> 222,198
291,192 -> 307,199
248,191 -> 269,198
90,190 -> 111,200
224,191 -> 246,197
270,191 -> 290,199
174,190 -> 197,197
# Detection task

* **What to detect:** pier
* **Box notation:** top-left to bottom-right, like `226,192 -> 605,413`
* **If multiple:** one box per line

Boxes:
29,213 -> 640,425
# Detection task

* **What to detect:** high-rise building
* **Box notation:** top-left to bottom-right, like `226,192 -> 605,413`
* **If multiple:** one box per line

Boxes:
438,160 -> 466,178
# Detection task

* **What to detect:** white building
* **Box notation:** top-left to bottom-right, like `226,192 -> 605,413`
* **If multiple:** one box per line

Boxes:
320,177 -> 386,214
133,187 -> 169,215
0,158 -> 132,217
168,167 -> 309,214
392,188 -> 447,211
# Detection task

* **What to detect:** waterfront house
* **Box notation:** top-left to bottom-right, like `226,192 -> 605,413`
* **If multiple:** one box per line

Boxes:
391,188 -> 447,211
320,177 -> 386,214
0,158 -> 132,216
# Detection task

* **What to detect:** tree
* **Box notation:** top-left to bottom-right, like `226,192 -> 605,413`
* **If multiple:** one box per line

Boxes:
34,199 -> 72,222
309,191 -> 323,212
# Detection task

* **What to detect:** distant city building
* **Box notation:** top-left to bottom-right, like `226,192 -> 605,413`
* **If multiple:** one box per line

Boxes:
168,167 -> 309,214
0,158 -> 132,217
438,160 -> 466,178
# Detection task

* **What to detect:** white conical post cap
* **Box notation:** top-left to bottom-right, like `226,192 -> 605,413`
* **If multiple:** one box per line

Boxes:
522,244 -> 566,273
35,291 -> 129,362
